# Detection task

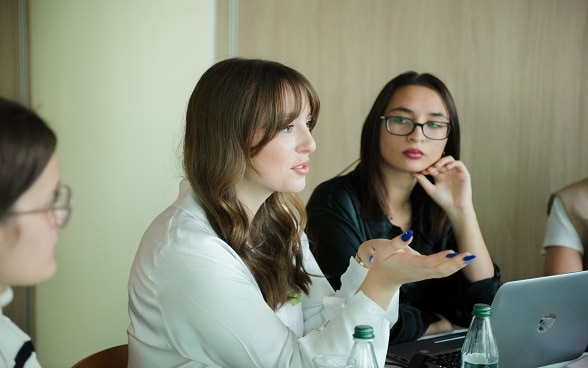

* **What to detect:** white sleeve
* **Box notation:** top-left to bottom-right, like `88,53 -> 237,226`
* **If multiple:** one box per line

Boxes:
143,225 -> 397,368
541,197 -> 584,254
299,233 -> 399,368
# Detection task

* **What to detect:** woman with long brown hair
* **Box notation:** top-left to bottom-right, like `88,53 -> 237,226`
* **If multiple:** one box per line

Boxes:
127,59 -> 474,367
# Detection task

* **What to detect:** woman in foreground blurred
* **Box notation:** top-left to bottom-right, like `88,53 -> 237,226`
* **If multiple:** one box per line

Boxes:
0,97 -> 72,367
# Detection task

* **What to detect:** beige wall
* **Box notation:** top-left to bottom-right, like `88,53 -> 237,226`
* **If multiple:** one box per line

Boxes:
28,1 -> 215,366
219,0 -> 588,282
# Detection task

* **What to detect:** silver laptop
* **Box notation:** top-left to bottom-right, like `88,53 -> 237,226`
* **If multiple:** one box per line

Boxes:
387,270 -> 588,368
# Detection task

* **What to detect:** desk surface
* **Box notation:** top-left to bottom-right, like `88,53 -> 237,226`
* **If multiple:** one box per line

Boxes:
540,353 -> 588,368
384,353 -> 588,368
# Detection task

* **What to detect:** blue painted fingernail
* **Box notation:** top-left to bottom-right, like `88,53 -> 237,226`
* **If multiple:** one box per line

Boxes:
463,255 -> 477,264
446,252 -> 458,258
368,255 -> 374,263
401,229 -> 413,242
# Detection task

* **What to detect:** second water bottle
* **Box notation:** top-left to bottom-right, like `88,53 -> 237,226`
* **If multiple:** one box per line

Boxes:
349,325 -> 379,368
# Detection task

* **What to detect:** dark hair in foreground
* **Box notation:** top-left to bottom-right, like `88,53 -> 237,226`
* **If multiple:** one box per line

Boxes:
183,58 -> 320,310
0,97 -> 57,219
357,71 -> 461,243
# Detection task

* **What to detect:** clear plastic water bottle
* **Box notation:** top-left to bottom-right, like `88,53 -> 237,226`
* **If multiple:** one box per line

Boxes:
349,325 -> 378,368
461,303 -> 499,368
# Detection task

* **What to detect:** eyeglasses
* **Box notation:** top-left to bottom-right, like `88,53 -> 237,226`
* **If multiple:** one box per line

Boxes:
380,116 -> 451,140
5,184 -> 73,228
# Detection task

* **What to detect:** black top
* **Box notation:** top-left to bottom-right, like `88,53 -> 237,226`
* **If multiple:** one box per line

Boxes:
306,168 -> 502,344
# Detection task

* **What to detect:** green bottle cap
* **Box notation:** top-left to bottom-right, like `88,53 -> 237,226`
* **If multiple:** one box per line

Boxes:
472,303 -> 492,317
353,325 -> 375,339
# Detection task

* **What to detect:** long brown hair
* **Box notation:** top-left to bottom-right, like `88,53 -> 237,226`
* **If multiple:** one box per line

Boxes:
358,71 -> 461,243
183,58 -> 320,310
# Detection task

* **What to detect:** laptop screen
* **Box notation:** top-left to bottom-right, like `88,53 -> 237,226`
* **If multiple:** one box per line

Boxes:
387,271 -> 588,368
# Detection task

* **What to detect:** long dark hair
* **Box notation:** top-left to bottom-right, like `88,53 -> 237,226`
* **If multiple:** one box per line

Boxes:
357,71 -> 461,243
183,58 -> 320,310
0,97 -> 57,219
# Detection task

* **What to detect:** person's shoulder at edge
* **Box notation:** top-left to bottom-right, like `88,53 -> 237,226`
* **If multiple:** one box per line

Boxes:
558,177 -> 588,194
547,177 -> 588,210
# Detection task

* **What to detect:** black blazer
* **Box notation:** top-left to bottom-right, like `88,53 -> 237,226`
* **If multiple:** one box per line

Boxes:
306,168 -> 502,344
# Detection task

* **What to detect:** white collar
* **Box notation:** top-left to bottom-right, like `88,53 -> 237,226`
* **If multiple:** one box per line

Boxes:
0,287 -> 14,311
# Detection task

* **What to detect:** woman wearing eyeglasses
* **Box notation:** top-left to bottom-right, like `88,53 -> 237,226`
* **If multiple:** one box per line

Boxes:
306,71 -> 502,345
0,97 -> 72,368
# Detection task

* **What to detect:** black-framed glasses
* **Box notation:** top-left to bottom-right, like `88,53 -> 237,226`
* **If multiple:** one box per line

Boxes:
5,184 -> 73,228
380,116 -> 451,140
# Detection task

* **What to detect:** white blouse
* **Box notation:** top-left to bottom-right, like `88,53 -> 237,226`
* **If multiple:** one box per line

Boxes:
542,197 -> 584,254
0,288 -> 41,368
127,180 -> 399,367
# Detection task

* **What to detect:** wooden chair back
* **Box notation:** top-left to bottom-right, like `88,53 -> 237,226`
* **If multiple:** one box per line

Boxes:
70,344 -> 128,368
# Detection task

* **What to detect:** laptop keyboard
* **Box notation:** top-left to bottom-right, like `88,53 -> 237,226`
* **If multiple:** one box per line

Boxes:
408,349 -> 461,368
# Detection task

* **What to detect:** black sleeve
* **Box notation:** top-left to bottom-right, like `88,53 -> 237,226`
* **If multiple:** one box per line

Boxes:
307,177 -> 503,343
306,181 -> 367,290
420,228 -> 503,328
389,304 -> 442,344
422,264 -> 503,328
390,232 -> 503,342
307,180 -> 445,344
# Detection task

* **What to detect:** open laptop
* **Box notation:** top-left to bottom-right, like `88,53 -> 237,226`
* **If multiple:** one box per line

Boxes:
387,270 -> 588,368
